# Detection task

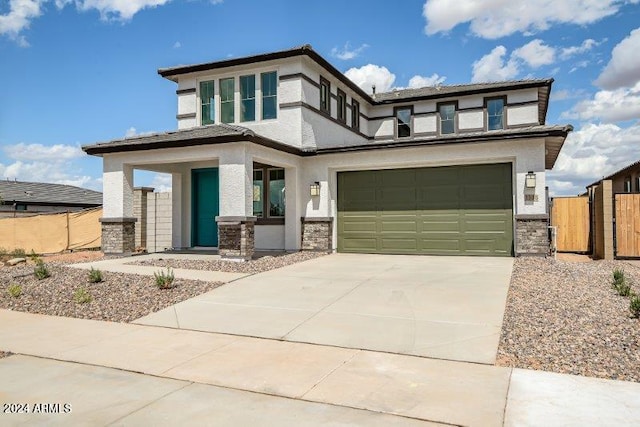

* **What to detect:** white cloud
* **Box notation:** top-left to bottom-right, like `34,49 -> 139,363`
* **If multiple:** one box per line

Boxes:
471,45 -> 519,82
331,42 -> 369,60
0,0 -> 45,45
408,73 -> 446,88
150,173 -> 172,192
125,127 -> 154,138
422,0 -> 637,39
3,143 -> 84,161
548,122 -> 640,195
173,41 -> 181,49
569,60 -> 589,73
596,27 -> 640,90
512,39 -> 556,68
344,64 -> 396,94
562,82 -> 640,123
560,38 -> 602,59
70,0 -> 171,21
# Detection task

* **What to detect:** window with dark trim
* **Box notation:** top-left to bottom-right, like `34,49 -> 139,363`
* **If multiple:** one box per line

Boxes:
220,77 -> 235,123
351,99 -> 360,130
200,80 -> 215,125
261,71 -> 277,120
395,106 -> 412,138
486,97 -> 505,130
624,177 -> 632,193
253,165 -> 285,222
240,74 -> 256,122
320,77 -> 331,114
636,176 -> 640,193
15,204 -> 27,211
337,89 -> 347,123
439,103 -> 456,134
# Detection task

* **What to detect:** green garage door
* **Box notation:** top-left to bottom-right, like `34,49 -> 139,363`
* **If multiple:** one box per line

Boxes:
337,163 -> 513,256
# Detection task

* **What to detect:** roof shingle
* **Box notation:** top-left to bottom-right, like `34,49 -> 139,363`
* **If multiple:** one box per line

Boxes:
0,181 -> 102,206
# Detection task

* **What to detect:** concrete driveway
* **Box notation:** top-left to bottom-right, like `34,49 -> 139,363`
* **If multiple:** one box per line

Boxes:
136,254 -> 513,364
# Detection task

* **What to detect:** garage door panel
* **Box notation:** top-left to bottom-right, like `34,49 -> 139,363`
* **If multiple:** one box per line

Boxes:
338,163 -> 513,256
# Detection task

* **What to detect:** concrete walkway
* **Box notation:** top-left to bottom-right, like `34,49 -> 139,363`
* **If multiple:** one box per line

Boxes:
2,310 -> 640,426
136,254 -> 514,364
68,253 -> 247,283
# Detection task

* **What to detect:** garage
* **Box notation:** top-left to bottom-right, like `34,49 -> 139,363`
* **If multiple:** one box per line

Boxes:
337,163 -> 514,256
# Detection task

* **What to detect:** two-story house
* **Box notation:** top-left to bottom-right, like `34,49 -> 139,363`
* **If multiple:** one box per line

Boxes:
82,45 -> 572,259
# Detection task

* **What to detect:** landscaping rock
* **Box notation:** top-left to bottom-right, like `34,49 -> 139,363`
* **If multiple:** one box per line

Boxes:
6,258 -> 26,266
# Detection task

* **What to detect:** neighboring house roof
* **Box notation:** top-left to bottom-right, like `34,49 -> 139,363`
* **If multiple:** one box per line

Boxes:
82,123 -> 573,169
587,159 -> 640,188
158,44 -> 554,122
0,180 -> 102,206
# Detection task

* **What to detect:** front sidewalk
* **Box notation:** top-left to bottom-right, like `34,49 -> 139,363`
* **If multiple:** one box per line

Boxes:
1,310 -> 639,426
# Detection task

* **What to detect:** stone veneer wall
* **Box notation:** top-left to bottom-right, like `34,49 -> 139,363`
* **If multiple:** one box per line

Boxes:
216,217 -> 256,261
100,218 -> 136,254
301,217 -> 333,251
515,215 -> 549,256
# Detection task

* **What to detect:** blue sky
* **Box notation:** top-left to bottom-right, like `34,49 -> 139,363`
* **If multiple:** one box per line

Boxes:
1,0 -> 640,195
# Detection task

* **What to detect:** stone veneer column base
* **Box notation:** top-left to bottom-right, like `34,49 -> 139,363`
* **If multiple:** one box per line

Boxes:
99,217 -> 137,254
515,214 -> 550,257
216,216 -> 256,261
301,217 -> 333,252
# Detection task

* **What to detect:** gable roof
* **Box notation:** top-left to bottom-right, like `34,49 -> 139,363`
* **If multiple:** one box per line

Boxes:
82,123 -> 572,169
587,159 -> 640,188
0,180 -> 102,206
157,44 -> 554,120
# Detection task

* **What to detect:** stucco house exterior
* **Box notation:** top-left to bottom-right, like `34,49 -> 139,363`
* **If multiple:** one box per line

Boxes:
82,45 -> 572,259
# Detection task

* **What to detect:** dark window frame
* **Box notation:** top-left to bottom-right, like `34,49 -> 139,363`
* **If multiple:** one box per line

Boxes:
351,99 -> 360,130
624,176 -> 632,193
219,77 -> 235,124
636,176 -> 640,193
485,96 -> 507,131
199,80 -> 215,125
337,89 -> 347,123
261,71 -> 278,120
437,101 -> 457,135
240,74 -> 256,122
320,76 -> 331,114
394,105 -> 414,139
253,164 -> 286,225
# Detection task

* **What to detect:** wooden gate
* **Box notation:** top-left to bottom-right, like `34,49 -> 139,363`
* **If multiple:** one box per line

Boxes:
615,193 -> 640,257
551,197 -> 590,252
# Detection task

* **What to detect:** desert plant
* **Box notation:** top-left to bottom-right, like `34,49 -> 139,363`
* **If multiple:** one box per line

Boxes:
28,250 -> 42,264
630,294 -> 640,318
7,284 -> 22,298
33,260 -> 50,280
154,267 -> 175,289
616,280 -> 633,297
12,248 -> 26,258
88,267 -> 103,283
613,268 -> 625,283
0,247 -> 7,257
73,287 -> 92,304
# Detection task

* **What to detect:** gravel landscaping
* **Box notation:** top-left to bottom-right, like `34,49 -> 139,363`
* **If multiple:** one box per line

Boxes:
128,251 -> 326,274
497,257 -> 640,382
0,263 -> 222,323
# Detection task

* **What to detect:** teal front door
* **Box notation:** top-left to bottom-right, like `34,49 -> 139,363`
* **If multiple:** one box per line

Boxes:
192,168 -> 219,247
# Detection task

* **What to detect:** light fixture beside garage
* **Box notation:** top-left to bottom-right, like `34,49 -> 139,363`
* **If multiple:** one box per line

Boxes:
525,171 -> 537,189
310,182 -> 321,197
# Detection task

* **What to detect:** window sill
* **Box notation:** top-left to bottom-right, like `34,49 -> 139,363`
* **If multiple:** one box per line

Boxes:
256,218 -> 285,225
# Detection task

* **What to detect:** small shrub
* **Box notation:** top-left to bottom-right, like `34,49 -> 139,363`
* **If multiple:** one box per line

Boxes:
154,268 -> 175,289
7,284 -> 22,298
0,247 -> 7,257
73,287 -> 92,304
616,280 -> 633,297
33,260 -> 51,280
630,294 -> 640,318
12,248 -> 26,258
613,268 -> 625,282
28,249 -> 40,261
88,267 -> 103,283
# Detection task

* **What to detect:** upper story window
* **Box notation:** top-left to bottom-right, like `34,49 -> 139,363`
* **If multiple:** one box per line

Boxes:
261,71 -> 277,120
220,77 -> 235,124
439,103 -> 456,134
337,89 -> 347,123
625,177 -> 632,193
487,98 -> 505,130
351,99 -> 360,131
320,77 -> 331,114
395,106 -> 412,138
240,75 -> 256,122
200,80 -> 215,125
636,176 -> 640,192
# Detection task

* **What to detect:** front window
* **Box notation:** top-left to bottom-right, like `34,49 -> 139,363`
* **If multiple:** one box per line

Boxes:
439,103 -> 456,134
269,168 -> 285,217
252,166 -> 285,219
337,89 -> 347,123
200,80 -> 215,125
351,99 -> 360,130
261,71 -> 277,120
487,98 -> 505,130
240,75 -> 256,122
253,170 -> 264,217
220,77 -> 235,123
320,77 -> 330,114
396,107 -> 412,138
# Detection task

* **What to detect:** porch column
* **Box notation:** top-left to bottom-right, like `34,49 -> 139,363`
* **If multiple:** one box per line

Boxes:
171,172 -> 183,249
216,145 -> 256,260
100,157 -> 136,254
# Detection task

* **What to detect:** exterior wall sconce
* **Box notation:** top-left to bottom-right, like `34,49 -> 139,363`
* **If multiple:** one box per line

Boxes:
310,182 -> 321,197
525,171 -> 536,189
